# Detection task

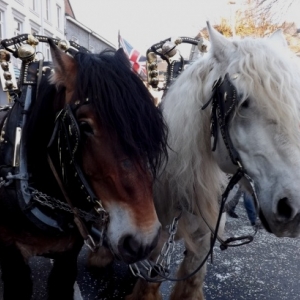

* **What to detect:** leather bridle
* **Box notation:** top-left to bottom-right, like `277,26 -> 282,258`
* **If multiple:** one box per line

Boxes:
202,72 -> 260,244
47,102 -> 109,250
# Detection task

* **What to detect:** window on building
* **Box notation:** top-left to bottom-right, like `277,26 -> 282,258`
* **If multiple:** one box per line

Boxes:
45,44 -> 51,61
30,0 -> 37,12
45,0 -> 50,21
31,27 -> 39,36
14,18 -> 22,36
0,11 -> 4,40
56,4 -> 61,29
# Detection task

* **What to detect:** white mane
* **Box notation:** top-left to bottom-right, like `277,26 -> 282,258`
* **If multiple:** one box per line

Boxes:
230,37 -> 300,144
159,56 -> 227,229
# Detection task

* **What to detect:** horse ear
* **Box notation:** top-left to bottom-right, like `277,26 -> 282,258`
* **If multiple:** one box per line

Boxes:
115,47 -> 131,67
116,48 -> 129,61
268,29 -> 288,49
48,38 -> 77,89
116,47 -> 126,57
206,21 -> 234,61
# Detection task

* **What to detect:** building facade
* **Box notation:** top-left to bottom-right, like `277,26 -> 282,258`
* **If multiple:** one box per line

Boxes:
0,0 -> 66,61
0,0 -> 116,104
64,0 -> 115,53
0,0 -> 66,104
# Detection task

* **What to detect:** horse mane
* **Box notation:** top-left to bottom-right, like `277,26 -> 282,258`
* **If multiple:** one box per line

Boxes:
230,37 -> 300,144
71,49 -> 168,177
24,49 -> 168,184
159,56 -> 227,236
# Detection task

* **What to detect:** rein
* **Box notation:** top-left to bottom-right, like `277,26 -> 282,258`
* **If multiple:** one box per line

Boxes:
129,73 -> 259,282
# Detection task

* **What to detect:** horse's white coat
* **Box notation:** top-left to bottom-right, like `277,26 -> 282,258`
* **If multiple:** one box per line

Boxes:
145,23 -> 300,299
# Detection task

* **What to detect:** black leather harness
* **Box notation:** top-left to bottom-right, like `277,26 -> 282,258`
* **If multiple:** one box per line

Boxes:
146,37 -> 200,97
0,34 -> 106,250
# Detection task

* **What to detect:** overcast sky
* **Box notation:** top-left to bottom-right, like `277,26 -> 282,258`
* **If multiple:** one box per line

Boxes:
69,0 -> 300,54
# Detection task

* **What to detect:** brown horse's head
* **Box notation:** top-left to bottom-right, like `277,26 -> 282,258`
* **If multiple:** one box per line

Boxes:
47,40 -> 168,263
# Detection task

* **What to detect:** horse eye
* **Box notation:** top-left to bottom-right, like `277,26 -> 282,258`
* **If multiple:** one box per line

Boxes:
241,99 -> 250,108
122,159 -> 133,170
79,121 -> 93,135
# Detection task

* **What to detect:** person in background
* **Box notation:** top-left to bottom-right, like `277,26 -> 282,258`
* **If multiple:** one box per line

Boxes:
226,186 -> 258,226
226,184 -> 242,219
243,191 -> 257,226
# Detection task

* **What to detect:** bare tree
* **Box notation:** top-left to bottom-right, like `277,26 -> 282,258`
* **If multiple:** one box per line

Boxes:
198,0 -> 300,55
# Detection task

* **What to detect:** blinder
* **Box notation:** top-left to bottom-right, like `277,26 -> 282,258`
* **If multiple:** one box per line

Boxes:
206,73 -> 241,165
48,103 -> 101,208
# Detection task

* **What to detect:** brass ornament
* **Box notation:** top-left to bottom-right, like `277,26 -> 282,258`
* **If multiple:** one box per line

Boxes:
58,40 -> 70,51
0,51 -> 18,92
149,70 -> 158,77
174,37 -> 182,45
17,44 -> 36,62
1,62 -> 9,71
162,41 -> 177,57
150,77 -> 159,86
3,71 -> 12,80
5,80 -> 13,90
27,34 -> 39,46
147,52 -> 157,63
148,62 -> 157,70
0,50 -> 10,62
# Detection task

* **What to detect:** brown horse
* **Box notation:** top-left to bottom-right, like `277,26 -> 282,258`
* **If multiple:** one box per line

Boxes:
0,37 -> 167,299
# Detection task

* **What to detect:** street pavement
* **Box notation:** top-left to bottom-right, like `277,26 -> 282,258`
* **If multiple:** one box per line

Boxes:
1,200 -> 300,299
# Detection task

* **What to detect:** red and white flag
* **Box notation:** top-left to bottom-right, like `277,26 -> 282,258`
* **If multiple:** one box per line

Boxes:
118,34 -> 147,80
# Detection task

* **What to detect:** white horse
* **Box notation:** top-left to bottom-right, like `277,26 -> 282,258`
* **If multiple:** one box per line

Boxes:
127,23 -> 300,300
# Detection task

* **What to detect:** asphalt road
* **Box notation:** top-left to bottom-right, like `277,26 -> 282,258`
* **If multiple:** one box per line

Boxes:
1,200 -> 300,299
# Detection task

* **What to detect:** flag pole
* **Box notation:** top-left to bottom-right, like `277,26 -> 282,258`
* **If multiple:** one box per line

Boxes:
118,30 -> 120,49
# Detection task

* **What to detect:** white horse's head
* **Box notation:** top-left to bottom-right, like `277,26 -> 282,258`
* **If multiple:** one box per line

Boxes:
206,23 -> 300,237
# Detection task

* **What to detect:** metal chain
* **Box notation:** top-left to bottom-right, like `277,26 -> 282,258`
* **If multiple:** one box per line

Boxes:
29,187 -> 107,224
0,177 -> 13,188
129,211 -> 182,282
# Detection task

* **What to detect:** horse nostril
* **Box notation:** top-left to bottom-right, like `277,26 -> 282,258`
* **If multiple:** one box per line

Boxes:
122,235 -> 140,257
277,197 -> 293,220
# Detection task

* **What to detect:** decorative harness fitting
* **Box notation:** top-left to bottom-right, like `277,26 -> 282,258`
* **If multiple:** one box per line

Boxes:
146,36 -> 204,97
